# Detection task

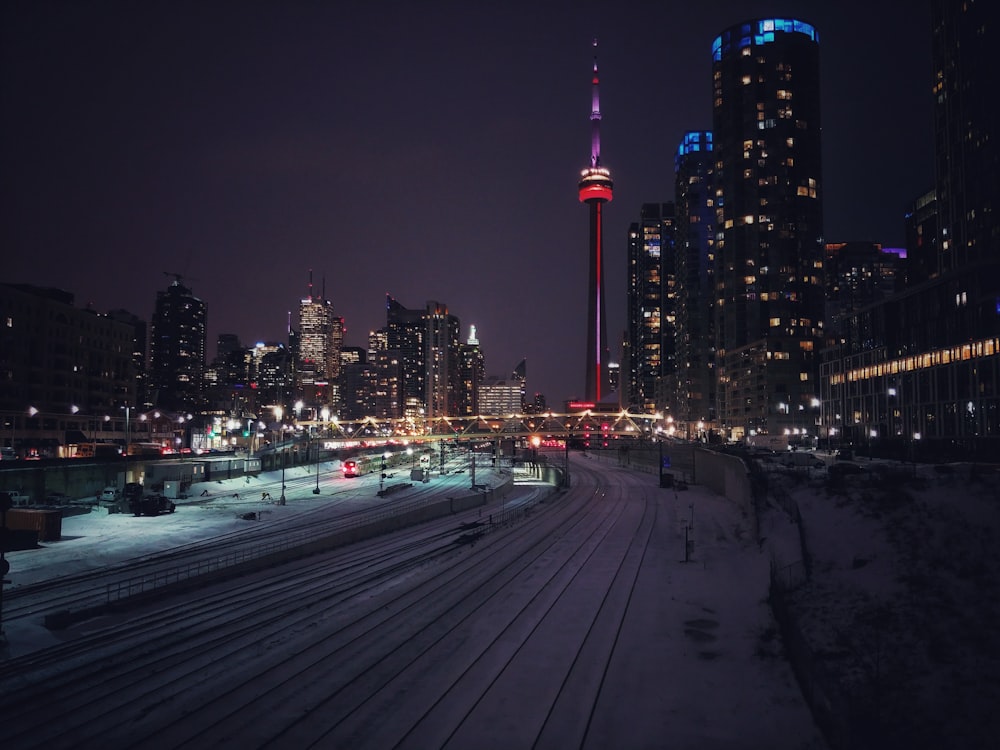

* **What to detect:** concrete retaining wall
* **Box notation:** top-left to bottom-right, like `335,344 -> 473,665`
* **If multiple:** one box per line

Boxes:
693,448 -> 757,538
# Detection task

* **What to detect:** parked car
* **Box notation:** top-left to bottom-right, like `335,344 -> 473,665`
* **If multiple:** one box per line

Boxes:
1,490 -> 30,507
0,447 -> 17,461
100,487 -> 121,503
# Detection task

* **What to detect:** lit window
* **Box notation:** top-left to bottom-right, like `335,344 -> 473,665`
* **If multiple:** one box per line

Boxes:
770,317 -> 781,327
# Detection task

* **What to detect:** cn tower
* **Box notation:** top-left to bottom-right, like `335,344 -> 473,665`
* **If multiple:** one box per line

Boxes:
578,38 -> 613,403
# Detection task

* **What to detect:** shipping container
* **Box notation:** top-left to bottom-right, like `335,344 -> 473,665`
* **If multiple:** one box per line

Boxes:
6,508 -> 63,541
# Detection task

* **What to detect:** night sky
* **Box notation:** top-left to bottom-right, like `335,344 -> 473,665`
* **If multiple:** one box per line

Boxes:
1,1 -> 933,406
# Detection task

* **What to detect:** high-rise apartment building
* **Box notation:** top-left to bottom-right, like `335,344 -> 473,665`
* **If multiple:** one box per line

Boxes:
107,308 -> 149,409
423,301 -> 460,420
339,346 -> 372,420
383,296 -> 425,418
626,203 -> 674,414
379,296 -> 460,419
903,189 -> 939,287
457,326 -> 485,417
931,0 -> 998,277
253,342 -> 294,416
0,284 -> 137,455
149,279 -> 207,413
674,131 -> 716,432
823,242 -> 902,337
819,1 -> 999,458
297,283 -> 343,414
711,18 -> 825,438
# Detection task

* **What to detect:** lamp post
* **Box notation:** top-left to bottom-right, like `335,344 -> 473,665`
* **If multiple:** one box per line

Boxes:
274,406 -> 285,505
380,451 -> 390,494
26,406 -> 39,458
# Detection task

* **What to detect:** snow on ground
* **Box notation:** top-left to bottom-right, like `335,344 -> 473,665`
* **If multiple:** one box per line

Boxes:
762,458 -> 1000,749
6,461 -> 515,578
7,452 -> 998,747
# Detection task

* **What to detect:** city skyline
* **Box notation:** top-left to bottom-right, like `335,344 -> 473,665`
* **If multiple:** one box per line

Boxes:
1,1 -> 933,404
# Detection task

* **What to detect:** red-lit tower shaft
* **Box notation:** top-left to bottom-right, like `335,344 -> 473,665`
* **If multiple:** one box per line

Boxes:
578,40 -> 613,402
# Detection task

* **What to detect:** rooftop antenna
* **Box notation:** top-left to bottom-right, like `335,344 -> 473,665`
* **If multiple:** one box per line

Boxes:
590,37 -> 602,169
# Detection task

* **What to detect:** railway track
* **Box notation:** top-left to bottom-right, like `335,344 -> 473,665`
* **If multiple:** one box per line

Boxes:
0,456 -> 819,748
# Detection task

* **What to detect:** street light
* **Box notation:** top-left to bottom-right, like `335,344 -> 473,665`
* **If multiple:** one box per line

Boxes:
274,406 -> 286,505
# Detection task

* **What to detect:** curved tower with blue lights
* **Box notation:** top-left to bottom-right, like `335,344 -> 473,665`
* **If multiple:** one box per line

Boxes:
578,39 -> 614,403
711,18 -> 824,439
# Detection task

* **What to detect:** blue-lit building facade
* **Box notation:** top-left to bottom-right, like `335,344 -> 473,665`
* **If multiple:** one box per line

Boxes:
674,131 -> 716,434
711,19 -> 825,439
819,0 -> 999,458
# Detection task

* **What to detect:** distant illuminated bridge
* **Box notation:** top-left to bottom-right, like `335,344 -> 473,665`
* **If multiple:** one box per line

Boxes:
293,410 -> 673,445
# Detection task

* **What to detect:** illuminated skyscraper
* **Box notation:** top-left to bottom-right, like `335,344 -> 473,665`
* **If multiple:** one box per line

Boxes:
457,325 -> 485,417
297,273 -> 343,413
674,131 -> 716,431
711,19 -> 824,438
578,39 -> 614,402
626,203 -> 674,415
380,295 -> 460,419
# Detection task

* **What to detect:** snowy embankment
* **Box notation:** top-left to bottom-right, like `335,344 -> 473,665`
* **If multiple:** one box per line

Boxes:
765,461 -> 1000,750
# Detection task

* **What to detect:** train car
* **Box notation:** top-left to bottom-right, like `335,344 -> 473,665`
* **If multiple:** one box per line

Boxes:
75,442 -> 122,459
342,457 -> 369,478
127,442 -> 168,457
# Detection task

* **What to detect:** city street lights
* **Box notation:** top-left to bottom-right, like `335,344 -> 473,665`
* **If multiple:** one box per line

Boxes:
20,406 -> 39,457
272,406 -> 283,449
121,405 -> 131,481
274,406 -> 285,505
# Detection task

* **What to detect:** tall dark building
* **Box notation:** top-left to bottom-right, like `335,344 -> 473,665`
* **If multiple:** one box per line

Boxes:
903,189 -> 939,287
711,18 -> 825,439
383,295 -> 426,419
823,242 -> 902,337
379,296 -> 460,419
423,300 -> 460,419
457,326 -> 485,417
107,308 -> 149,409
674,131 -> 716,432
339,346 -> 372,420
577,39 -> 614,403
931,0 -> 999,277
626,203 -> 674,414
149,279 -> 207,413
819,2 -> 998,458
0,284 -> 137,455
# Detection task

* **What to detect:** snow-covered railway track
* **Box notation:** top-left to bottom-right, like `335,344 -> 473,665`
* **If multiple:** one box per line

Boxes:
1,485 -> 441,623
0,460 -> 688,749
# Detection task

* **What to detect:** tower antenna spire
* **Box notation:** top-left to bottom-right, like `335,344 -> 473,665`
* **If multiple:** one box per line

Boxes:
591,37 -> 602,168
